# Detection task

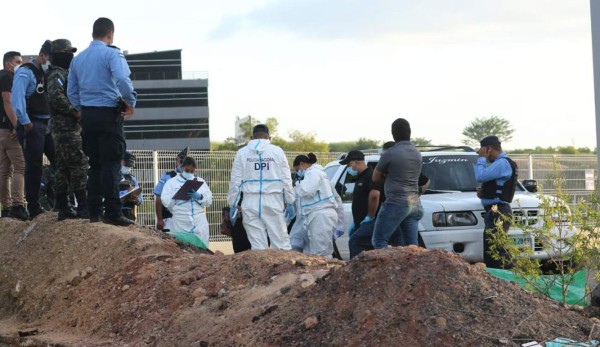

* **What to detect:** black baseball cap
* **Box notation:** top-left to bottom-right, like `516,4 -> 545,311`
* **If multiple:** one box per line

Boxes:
480,136 -> 501,147
339,150 -> 365,165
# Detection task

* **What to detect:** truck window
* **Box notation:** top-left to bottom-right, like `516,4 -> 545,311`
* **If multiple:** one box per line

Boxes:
421,155 -> 478,192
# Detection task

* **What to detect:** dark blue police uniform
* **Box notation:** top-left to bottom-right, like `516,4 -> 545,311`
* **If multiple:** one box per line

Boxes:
68,40 -> 137,222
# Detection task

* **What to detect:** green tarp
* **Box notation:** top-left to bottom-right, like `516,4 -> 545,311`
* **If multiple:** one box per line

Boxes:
167,231 -> 208,250
486,268 -> 588,306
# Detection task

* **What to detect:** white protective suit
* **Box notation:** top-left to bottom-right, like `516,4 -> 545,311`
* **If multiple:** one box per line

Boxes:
227,139 -> 295,250
290,177 -> 344,254
161,174 -> 213,247
294,164 -> 341,258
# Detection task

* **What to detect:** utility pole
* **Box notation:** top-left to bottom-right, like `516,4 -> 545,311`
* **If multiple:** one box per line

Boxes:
590,0 -> 600,190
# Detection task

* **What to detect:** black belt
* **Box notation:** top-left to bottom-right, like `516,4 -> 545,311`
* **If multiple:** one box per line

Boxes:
81,106 -> 118,111
30,116 -> 50,123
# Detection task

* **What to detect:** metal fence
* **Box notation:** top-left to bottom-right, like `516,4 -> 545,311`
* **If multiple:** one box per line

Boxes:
131,150 -> 341,242
127,152 -> 599,242
511,154 -> 598,205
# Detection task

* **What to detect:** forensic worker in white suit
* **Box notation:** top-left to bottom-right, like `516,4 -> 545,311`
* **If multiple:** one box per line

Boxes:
227,124 -> 295,250
161,156 -> 213,249
294,153 -> 339,258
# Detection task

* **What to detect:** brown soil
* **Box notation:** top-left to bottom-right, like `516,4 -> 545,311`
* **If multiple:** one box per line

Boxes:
0,213 -> 598,346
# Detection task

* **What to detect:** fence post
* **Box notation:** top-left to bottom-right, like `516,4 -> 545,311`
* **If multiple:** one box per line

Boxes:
152,150 -> 159,188
528,155 -> 534,180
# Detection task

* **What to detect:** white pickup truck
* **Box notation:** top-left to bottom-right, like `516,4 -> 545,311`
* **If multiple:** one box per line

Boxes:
324,147 -> 570,262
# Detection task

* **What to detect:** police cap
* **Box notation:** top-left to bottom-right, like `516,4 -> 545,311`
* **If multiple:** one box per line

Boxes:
123,151 -> 136,167
178,147 -> 190,160
51,39 -> 77,53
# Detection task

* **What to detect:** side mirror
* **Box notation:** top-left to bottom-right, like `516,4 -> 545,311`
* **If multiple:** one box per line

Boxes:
522,179 -> 538,193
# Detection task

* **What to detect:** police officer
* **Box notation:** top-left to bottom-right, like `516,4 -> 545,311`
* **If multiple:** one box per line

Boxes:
68,17 -> 137,226
0,51 -> 28,221
475,135 -> 518,269
119,151 -> 143,222
46,39 -> 89,221
12,40 -> 56,219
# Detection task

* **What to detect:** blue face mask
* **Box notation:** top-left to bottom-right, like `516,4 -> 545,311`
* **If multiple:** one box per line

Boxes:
297,170 -> 305,179
182,172 -> 194,180
176,164 -> 182,173
347,167 -> 358,177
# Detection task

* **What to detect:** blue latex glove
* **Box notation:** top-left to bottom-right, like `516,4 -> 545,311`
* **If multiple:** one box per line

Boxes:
333,228 -> 345,240
361,216 -> 375,225
348,222 -> 356,236
284,203 -> 296,223
187,191 -> 203,201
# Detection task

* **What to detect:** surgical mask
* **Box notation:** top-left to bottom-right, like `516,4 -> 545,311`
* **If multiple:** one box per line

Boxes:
176,164 -> 182,173
120,166 -> 131,175
41,61 -> 50,72
297,170 -> 305,179
182,172 -> 194,180
347,167 -> 358,177
10,63 -> 20,73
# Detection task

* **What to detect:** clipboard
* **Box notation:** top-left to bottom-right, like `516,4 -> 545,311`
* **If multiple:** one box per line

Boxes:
172,179 -> 203,201
120,186 -> 142,203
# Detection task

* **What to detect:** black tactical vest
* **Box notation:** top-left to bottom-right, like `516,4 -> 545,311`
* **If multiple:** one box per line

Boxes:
20,63 -> 50,117
0,70 -> 12,128
480,157 -> 518,203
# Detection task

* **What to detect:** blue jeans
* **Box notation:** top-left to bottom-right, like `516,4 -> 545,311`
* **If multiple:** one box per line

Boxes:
372,202 -> 424,249
349,219 -> 375,258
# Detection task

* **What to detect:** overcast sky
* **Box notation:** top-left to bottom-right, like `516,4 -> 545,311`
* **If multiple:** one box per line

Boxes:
0,0 -> 595,149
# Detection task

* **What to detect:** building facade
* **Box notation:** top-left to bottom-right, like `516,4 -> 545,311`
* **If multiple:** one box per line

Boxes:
124,50 -> 209,150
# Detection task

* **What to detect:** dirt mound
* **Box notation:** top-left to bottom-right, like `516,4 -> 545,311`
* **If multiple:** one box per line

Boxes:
0,214 -> 597,346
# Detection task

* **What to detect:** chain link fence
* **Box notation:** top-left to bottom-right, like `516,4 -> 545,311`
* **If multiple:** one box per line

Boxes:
130,150 -> 341,242
94,152 -> 600,242
511,154 -> 598,205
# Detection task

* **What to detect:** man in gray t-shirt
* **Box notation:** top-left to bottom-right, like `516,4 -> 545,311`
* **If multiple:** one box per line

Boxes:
372,118 -> 424,248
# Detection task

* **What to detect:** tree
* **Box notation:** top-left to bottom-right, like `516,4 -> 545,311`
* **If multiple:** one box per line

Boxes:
328,138 -> 381,153
276,131 -> 329,152
211,138 -> 239,151
462,115 -> 514,147
238,116 -> 280,141
412,137 -> 433,146
328,141 -> 356,153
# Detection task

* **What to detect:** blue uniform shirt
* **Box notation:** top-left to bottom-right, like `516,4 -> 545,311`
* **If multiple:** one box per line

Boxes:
475,152 -> 513,206
120,173 -> 144,206
68,40 -> 137,110
11,65 -> 49,125
154,170 -> 177,196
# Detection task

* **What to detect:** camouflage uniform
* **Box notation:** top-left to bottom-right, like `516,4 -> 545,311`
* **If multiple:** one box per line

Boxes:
46,63 -> 89,219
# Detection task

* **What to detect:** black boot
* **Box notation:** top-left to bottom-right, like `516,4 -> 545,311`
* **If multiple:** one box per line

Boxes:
7,205 -> 29,221
103,215 -> 135,227
74,190 -> 89,219
56,194 -> 77,221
